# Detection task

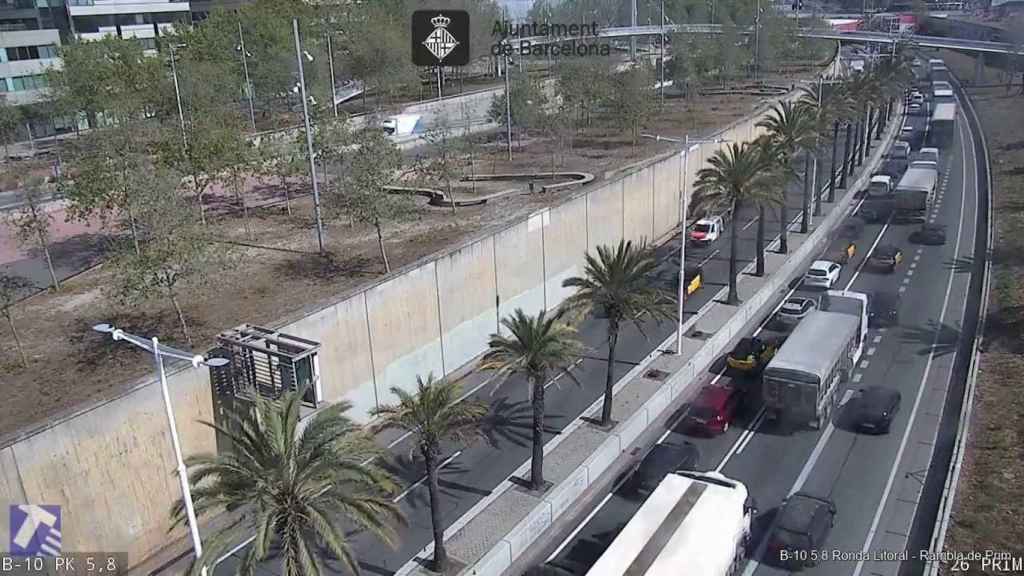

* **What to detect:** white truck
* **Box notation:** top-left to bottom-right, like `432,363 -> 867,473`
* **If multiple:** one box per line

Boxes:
689,215 -> 725,246
381,114 -> 424,137
867,174 -> 894,198
584,471 -> 755,576
894,165 -> 937,222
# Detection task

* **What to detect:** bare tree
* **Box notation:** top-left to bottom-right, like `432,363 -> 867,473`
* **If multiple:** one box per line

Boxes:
420,114 -> 464,215
5,177 -> 59,291
0,274 -> 32,367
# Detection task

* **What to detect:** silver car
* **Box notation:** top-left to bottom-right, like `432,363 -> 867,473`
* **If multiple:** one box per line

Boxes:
775,296 -> 817,330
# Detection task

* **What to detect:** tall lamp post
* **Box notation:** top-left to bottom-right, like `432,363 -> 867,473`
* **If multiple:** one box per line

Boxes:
293,18 -> 326,256
92,323 -> 228,576
168,43 -> 188,153
237,22 -> 257,131
642,133 -> 728,355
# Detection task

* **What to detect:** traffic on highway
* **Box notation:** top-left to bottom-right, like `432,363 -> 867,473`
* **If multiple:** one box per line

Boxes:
523,57 -> 982,576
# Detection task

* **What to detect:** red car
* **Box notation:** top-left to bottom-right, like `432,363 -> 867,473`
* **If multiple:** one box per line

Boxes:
683,383 -> 742,435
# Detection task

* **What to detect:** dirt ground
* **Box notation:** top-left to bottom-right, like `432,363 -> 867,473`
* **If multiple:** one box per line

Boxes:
0,69 -> 814,441
937,51 -> 1024,571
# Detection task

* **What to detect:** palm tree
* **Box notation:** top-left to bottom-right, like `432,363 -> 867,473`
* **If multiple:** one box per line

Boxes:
479,308 -> 584,491
756,101 -> 816,248
371,376 -> 487,573
749,135 -> 791,277
561,240 -> 675,427
693,142 -> 777,304
173,389 -> 405,576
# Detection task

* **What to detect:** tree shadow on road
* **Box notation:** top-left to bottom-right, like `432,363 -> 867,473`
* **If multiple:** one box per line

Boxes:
900,319 -> 961,358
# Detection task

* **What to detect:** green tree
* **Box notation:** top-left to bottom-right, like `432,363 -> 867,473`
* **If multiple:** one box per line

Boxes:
61,125 -> 157,256
479,309 -> 584,491
561,240 -> 674,426
419,114 -> 465,215
328,126 -> 409,273
370,376 -> 486,573
608,63 -> 655,147
488,74 -> 549,148
0,274 -> 31,367
108,169 -> 227,345
0,95 -> 22,157
174,388 -> 405,576
337,6 -> 419,107
4,177 -> 59,291
756,101 -> 816,253
693,142 -> 776,304
553,56 -> 613,129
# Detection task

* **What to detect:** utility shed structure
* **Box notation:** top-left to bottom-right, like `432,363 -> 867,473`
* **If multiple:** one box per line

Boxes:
214,324 -> 322,407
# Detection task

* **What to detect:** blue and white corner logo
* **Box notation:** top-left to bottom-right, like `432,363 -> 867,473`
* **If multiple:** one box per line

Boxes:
9,505 -> 61,556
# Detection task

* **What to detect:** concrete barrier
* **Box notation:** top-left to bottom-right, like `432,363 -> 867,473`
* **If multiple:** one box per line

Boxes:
544,466 -> 590,520
584,435 -> 622,481
503,503 -> 552,559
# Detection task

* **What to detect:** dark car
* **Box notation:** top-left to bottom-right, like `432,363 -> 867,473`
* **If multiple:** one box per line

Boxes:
840,217 -> 865,240
869,290 -> 901,327
766,493 -> 837,569
845,385 -> 902,434
910,223 -> 947,245
869,244 -> 904,272
726,336 -> 778,373
859,199 -> 893,224
683,383 -> 743,436
619,442 -> 700,497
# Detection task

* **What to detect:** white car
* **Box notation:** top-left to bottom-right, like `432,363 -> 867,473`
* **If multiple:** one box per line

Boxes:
775,296 -> 818,329
932,81 -> 954,98
901,124 -> 914,136
804,260 -> 842,289
909,102 -> 922,114
910,92 -> 924,104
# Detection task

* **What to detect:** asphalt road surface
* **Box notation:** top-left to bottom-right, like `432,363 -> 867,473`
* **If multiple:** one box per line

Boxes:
528,88 -> 982,576
209,108 -> 870,575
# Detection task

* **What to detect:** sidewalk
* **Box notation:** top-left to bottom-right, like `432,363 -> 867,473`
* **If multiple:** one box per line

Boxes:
395,107 -> 904,576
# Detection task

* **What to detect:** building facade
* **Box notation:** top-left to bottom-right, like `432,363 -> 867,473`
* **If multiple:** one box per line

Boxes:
0,28 -> 60,105
65,0 -> 191,49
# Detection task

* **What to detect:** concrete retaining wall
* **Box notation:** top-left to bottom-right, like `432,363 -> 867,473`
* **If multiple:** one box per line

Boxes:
0,81 -> 815,567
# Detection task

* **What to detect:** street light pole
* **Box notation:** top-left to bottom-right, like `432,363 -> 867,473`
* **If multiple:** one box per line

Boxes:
168,44 -> 188,152
91,324 -> 228,576
754,0 -> 761,82
327,32 -> 338,118
504,45 -> 513,161
660,0 -> 665,106
238,22 -> 257,131
642,132 -> 727,355
293,18 -> 326,255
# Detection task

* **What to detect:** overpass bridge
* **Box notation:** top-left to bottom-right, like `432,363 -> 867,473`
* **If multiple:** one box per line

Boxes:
505,23 -> 1018,56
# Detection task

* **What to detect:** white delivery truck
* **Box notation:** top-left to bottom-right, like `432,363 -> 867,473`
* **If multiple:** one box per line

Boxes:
585,471 -> 755,576
381,114 -> 424,137
893,164 -> 937,222
867,174 -> 893,197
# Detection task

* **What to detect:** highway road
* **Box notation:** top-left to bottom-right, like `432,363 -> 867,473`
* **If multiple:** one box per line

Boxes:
527,83 -> 982,576
207,104 -> 871,575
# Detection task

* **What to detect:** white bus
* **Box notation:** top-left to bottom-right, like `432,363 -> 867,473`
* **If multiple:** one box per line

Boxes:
762,310 -> 862,429
584,472 -> 755,576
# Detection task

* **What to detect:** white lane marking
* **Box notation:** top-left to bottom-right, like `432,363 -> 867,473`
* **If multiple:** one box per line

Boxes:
743,388 -> 856,576
899,286 -> 907,293
916,248 -> 924,255
844,219 -> 892,290
548,491 -> 616,561
861,360 -> 870,369
852,373 -> 863,383
867,347 -> 877,356
907,269 -> 915,277
743,216 -> 759,231
873,335 -> 882,344
733,410 -> 768,457
851,103 -> 973,576
910,262 -> 918,269
546,358 -> 586,388
902,277 -> 911,285
698,249 -> 721,267
928,216 -> 936,223
393,450 -> 463,503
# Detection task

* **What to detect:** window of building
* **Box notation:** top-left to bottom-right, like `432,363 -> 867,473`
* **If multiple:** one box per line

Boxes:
136,37 -> 157,51
10,74 -> 48,91
5,44 -> 58,61
0,79 -> 8,93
